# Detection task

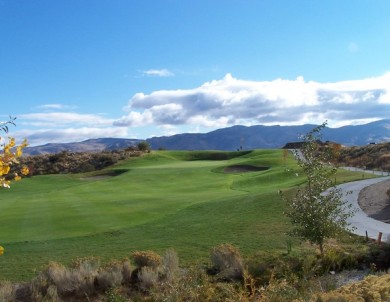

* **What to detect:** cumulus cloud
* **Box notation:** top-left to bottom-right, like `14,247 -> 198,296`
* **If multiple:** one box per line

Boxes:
14,127 -> 128,146
16,112 -> 126,146
115,72 -> 390,129
141,69 -> 174,77
20,112 -> 114,127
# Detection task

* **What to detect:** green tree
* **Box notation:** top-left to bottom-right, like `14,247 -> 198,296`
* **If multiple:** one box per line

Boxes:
137,141 -> 151,152
282,122 -> 355,255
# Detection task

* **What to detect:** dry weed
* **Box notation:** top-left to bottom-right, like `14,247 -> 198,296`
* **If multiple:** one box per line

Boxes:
96,261 -> 123,291
132,250 -> 162,268
210,243 -> 244,281
138,266 -> 159,290
0,281 -> 15,301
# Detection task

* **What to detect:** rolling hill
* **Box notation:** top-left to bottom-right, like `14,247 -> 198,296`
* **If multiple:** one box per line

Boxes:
23,119 -> 390,155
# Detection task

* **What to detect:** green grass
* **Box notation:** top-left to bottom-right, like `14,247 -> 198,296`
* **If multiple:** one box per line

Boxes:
0,150 -> 377,281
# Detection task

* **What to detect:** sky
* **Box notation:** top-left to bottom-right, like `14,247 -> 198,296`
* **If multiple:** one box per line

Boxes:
1,0 -> 390,146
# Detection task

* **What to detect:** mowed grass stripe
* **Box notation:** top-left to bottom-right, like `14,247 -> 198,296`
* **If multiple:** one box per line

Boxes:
1,151 -> 257,243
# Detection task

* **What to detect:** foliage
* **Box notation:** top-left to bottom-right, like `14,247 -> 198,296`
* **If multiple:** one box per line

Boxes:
282,122 -> 355,255
0,281 -> 15,301
0,117 -> 29,188
132,250 -> 162,269
161,248 -> 180,282
210,243 -> 244,281
1,243 -> 390,301
337,142 -> 390,172
314,274 -> 390,302
137,140 -> 151,152
20,149 -> 143,175
0,116 -> 16,133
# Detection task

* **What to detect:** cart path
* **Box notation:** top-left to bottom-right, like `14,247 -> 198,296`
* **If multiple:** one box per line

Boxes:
337,174 -> 390,241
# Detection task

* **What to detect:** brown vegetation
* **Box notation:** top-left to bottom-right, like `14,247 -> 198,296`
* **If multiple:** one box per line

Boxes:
336,142 -> 390,171
1,241 -> 390,301
18,148 -> 144,176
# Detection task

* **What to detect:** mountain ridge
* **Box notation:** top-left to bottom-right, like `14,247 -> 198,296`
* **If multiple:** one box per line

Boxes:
23,119 -> 390,155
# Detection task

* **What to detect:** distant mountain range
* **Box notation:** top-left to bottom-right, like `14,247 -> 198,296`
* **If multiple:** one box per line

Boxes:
24,119 -> 390,155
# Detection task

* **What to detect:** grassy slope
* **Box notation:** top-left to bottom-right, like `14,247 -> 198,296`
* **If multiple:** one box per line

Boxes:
0,150 -> 376,281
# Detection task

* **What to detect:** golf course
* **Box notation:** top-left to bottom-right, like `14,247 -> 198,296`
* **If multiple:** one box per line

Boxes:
0,149 -> 373,281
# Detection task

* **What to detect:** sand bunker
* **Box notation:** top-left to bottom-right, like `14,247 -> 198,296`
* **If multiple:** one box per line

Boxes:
224,165 -> 269,173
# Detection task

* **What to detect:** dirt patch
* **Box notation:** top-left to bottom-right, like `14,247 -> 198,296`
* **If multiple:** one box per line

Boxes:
358,179 -> 390,223
224,165 -> 269,173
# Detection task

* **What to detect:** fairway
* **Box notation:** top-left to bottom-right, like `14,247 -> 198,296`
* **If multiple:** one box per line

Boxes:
0,150 -> 373,281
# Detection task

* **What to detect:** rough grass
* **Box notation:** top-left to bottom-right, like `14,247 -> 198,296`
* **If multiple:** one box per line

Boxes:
0,149 -> 377,281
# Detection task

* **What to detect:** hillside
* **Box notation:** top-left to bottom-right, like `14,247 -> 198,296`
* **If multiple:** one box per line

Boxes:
337,141 -> 390,171
23,119 -> 390,155
23,138 -> 142,155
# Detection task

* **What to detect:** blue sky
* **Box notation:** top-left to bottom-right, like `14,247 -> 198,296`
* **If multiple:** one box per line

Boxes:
1,0 -> 390,146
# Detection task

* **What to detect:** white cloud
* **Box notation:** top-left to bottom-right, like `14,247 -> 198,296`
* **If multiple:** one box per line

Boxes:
36,104 -> 75,111
142,69 -> 174,77
15,112 -> 124,146
14,72 -> 390,146
20,112 -> 114,127
115,72 -> 390,130
14,127 -> 128,146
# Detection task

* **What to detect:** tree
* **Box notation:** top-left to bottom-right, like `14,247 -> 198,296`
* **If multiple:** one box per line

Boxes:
0,117 -> 29,188
137,141 -> 151,152
282,122 -> 355,255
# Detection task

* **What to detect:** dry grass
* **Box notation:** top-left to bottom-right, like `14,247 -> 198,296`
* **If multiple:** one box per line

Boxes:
314,274 -> 390,302
132,250 -> 162,269
0,281 -> 15,301
1,245 -> 390,301
138,266 -> 159,291
161,248 -> 180,282
210,243 -> 244,281
96,261 -> 123,291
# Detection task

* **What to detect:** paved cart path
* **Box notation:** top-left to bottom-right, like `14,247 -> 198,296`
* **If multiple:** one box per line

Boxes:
337,173 -> 390,241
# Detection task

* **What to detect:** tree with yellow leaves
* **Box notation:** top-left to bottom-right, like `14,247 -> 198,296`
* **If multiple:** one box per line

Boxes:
0,117 -> 29,188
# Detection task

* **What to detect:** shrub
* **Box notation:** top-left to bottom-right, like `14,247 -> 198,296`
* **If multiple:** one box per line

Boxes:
318,240 -> 360,274
259,278 -> 300,302
149,267 -> 225,301
121,259 -> 133,285
161,248 -> 180,282
96,261 -> 123,291
104,287 -> 128,302
138,266 -> 159,290
210,243 -> 244,281
314,274 -> 390,302
137,141 -> 151,152
132,250 -> 162,269
0,281 -> 15,301
30,258 -> 101,299
364,242 -> 390,271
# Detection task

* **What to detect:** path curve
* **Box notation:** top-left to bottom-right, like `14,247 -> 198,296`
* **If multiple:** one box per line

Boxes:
337,171 -> 390,241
